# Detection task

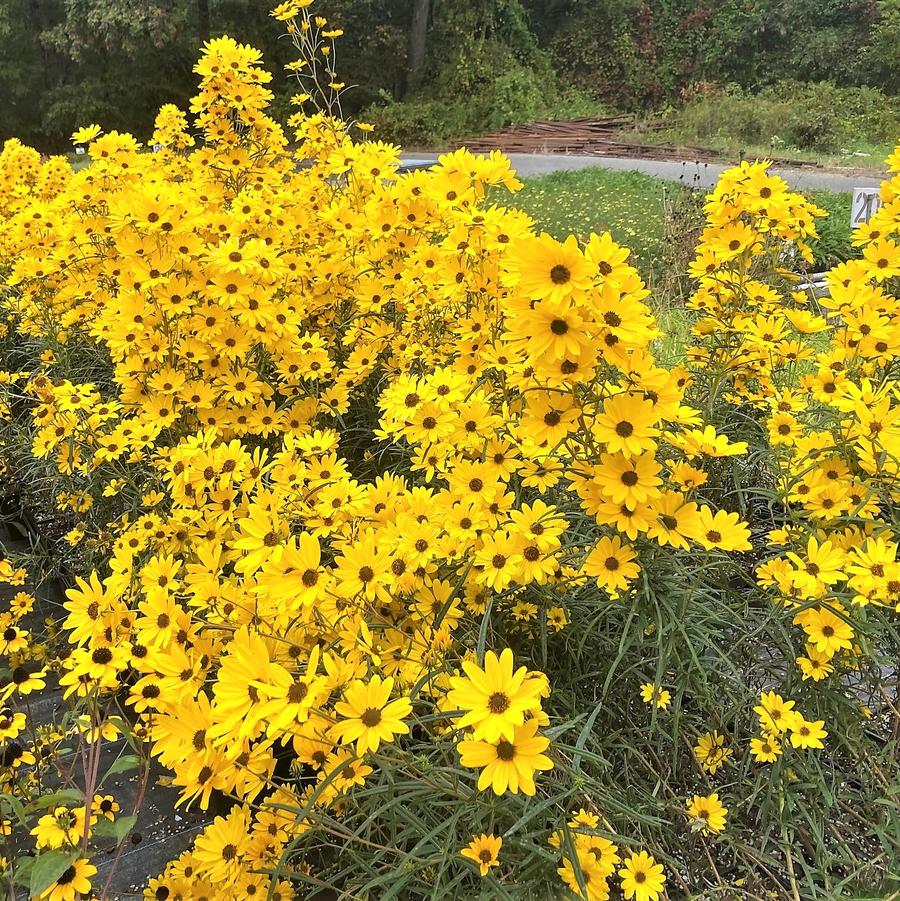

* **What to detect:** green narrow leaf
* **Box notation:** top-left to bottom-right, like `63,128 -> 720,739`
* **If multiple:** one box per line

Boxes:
114,813 -> 138,843
25,788 -> 84,814
572,701 -> 604,773
105,754 -> 141,776
476,594 -> 494,665
0,790 -> 27,824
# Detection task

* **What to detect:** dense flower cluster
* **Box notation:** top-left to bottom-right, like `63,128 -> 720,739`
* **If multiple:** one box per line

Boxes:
685,153 -> 900,758
0,2 -> 898,898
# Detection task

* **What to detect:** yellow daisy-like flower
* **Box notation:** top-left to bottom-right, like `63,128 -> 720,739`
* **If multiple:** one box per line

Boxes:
447,648 -> 545,742
797,645 -> 834,681
688,507 -> 752,552
558,849 -> 610,900
639,683 -> 671,710
192,805 -> 251,884
693,730 -> 732,774
457,717 -> 553,796
592,393 -> 659,457
506,232 -> 595,303
794,606 -> 854,657
686,792 -> 728,834
753,691 -> 800,736
618,850 -> 666,901
270,1 -> 301,20
750,734 -> 782,763
583,535 -> 640,595
36,857 -> 97,901
460,833 -> 502,876
330,675 -> 412,754
789,718 -> 828,750
70,123 -> 103,145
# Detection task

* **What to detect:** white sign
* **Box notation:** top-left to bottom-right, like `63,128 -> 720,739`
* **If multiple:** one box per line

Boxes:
852,187 -> 882,226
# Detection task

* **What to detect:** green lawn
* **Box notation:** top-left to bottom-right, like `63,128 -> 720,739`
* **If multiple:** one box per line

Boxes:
508,169 -> 675,277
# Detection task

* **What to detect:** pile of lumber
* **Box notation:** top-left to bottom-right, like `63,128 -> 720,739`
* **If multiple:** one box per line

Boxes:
456,116 -> 823,168
458,115 -> 635,154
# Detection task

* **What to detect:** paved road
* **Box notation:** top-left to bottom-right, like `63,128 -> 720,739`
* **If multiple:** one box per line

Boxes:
401,152 -> 885,193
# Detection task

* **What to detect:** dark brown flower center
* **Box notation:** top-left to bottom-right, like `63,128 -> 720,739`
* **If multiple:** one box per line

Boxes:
488,692 -> 510,714
361,707 -> 382,727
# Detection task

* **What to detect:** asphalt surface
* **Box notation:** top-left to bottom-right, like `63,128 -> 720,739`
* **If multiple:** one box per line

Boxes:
401,152 -> 885,193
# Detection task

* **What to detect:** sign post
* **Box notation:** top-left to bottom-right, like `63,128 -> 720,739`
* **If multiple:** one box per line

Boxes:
852,187 -> 882,226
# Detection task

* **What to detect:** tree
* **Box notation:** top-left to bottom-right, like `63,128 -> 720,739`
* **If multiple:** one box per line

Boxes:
405,0 -> 430,97
867,0 -> 900,93
198,0 -> 210,43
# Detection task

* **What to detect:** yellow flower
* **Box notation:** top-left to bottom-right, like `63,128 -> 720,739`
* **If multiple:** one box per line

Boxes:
92,794 -> 121,820
506,233 -> 595,303
457,717 -> 553,796
447,648 -> 545,742
789,718 -> 828,750
558,849 -> 610,900
270,1 -> 301,19
686,792 -> 728,834
794,606 -> 854,657
593,452 -> 662,508
461,833 -> 502,876
330,676 -> 412,754
679,425 -> 747,458
750,735 -> 782,763
688,507 -> 752,552
70,124 -> 102,144
753,691 -> 800,736
31,806 -> 94,849
694,730 -> 732,774
192,805 -> 251,884
583,536 -> 640,595
36,857 -> 97,901
592,394 -> 659,457
618,850 -> 666,901
639,683 -> 671,710
797,646 -> 834,681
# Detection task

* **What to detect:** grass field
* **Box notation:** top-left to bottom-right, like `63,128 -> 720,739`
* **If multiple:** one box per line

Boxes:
508,169 -> 675,277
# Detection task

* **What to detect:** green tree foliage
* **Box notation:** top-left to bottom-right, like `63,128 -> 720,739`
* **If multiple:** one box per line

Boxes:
37,0 -> 196,144
0,0 -> 895,149
703,0 -> 879,88
530,0 -> 883,108
0,0 -> 295,150
866,0 -> 900,93
0,0 -> 63,145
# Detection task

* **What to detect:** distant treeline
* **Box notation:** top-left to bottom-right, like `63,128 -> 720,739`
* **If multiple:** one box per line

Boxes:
1,0 -> 897,150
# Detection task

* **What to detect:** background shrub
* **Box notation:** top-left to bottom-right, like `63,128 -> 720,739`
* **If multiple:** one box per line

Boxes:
652,82 -> 900,153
